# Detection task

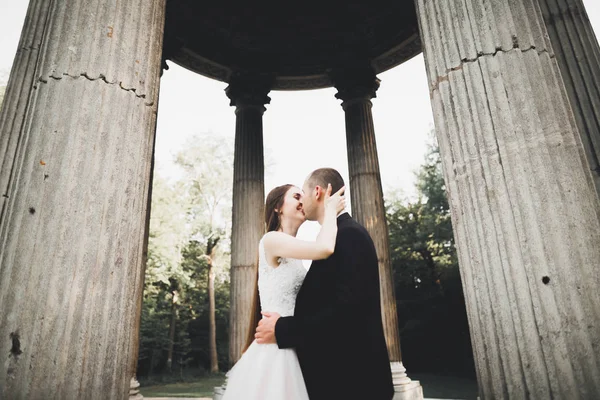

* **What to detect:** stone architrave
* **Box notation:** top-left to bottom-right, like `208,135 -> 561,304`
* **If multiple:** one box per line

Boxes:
0,0 -> 166,398
539,0 -> 600,198
225,74 -> 271,366
333,66 -> 423,400
416,0 -> 600,398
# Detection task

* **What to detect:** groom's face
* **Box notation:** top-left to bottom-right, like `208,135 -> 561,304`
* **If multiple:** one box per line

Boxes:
301,179 -> 319,221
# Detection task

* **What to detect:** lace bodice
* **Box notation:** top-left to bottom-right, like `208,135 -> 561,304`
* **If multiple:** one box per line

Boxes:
258,237 -> 307,317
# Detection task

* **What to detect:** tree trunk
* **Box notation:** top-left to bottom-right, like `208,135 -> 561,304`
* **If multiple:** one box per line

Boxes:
207,237 -> 220,373
166,290 -> 178,373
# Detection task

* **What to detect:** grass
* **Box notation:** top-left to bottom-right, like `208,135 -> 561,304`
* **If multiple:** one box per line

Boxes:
410,373 -> 479,399
141,374 -> 226,398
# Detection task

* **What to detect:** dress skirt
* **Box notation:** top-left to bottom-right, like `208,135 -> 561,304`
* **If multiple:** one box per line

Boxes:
221,340 -> 309,400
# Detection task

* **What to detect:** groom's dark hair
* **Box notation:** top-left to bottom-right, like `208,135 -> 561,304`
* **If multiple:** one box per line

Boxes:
306,168 -> 345,194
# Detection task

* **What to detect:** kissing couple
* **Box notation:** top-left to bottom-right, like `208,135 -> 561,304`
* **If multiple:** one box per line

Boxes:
221,168 -> 394,400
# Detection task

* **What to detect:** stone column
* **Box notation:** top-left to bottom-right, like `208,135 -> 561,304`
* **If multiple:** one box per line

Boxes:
0,0 -> 52,214
333,66 -> 423,400
0,0 -> 166,398
225,75 -> 270,366
129,121 -> 158,400
539,0 -> 600,197
416,0 -> 600,398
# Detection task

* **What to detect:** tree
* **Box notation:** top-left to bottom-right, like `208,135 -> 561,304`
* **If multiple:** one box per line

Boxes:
139,174 -> 190,376
387,134 -> 455,295
174,133 -> 233,374
138,132 -> 234,378
386,131 -> 474,376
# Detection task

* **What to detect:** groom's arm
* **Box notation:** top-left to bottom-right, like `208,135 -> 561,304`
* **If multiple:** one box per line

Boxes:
275,226 -> 374,349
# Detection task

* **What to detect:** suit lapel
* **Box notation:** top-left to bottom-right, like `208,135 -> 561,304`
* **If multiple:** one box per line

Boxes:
295,214 -> 353,309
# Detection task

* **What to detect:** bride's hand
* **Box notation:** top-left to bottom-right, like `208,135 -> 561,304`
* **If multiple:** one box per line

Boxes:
324,183 -> 346,215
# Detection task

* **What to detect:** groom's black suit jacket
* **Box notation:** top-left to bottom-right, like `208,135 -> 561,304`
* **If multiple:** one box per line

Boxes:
275,213 -> 394,400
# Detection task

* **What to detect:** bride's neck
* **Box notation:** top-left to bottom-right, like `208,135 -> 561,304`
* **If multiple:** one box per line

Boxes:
279,219 -> 299,237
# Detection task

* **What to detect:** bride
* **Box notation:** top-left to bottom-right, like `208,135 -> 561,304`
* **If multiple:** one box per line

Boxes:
221,182 -> 345,400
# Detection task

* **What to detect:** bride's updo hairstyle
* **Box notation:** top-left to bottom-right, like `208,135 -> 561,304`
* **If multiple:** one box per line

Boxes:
265,184 -> 294,232
243,184 -> 294,354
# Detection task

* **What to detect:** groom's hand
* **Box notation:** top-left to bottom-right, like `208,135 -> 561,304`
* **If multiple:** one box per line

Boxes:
255,311 -> 281,344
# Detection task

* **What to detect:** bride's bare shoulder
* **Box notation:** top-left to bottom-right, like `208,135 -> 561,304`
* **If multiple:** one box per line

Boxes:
263,231 -> 286,246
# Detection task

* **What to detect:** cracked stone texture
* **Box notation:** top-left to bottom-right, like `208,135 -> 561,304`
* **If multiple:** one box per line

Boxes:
43,73 -> 153,103
0,0 -> 166,398
539,0 -> 600,198
416,0 -> 600,399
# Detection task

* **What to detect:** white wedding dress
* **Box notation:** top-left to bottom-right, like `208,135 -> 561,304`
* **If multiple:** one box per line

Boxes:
221,237 -> 310,400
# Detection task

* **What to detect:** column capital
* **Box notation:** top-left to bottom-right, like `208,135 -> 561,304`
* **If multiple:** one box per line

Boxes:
331,65 -> 381,106
225,73 -> 273,111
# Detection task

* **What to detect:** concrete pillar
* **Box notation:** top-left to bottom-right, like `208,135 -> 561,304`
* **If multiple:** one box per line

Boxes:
333,66 -> 423,400
416,0 -> 600,398
0,0 -> 166,397
539,0 -> 600,197
225,74 -> 270,366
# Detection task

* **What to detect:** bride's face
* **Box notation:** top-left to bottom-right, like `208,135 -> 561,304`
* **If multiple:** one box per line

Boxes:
279,186 -> 306,226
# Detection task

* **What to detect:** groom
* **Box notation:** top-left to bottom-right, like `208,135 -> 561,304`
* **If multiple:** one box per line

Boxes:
256,168 -> 394,400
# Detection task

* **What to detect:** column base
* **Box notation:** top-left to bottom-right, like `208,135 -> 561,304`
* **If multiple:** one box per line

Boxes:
391,362 -> 423,400
393,380 -> 423,400
129,377 -> 143,400
213,385 -> 226,400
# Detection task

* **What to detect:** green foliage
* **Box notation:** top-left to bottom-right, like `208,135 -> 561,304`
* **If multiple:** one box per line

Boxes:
138,134 -> 232,378
387,133 -> 455,297
386,130 -> 474,376
146,175 -> 189,287
138,293 -> 171,376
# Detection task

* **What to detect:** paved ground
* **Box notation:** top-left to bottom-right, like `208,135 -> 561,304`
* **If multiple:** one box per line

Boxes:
144,373 -> 479,400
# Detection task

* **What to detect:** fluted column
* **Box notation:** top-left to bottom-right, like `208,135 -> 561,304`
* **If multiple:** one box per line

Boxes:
225,75 -> 270,366
333,66 -> 423,399
416,0 -> 600,398
0,0 -> 166,398
129,125 -> 158,400
0,0 -> 51,214
539,0 -> 600,198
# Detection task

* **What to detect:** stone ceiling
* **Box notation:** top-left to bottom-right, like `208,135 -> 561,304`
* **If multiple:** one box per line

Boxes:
163,0 -> 421,90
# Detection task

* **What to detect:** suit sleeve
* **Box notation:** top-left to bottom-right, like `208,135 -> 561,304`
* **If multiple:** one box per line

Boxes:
275,226 -> 373,349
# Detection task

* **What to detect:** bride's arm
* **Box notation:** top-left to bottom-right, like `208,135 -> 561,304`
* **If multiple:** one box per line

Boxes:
263,184 -> 345,262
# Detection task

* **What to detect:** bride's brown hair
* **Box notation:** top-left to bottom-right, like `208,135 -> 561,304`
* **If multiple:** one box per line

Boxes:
242,184 -> 294,353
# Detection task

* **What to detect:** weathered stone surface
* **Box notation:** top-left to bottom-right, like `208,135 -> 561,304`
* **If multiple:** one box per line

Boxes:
0,0 -> 51,214
225,79 -> 269,365
0,0 -> 166,398
416,0 -> 600,398
539,0 -> 600,197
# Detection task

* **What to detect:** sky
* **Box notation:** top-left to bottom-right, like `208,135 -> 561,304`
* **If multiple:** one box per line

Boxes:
1,1 -> 600,242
